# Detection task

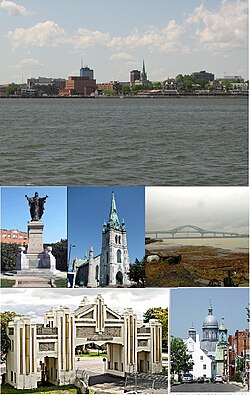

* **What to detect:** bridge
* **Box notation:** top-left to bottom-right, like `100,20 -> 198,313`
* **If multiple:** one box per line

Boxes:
146,225 -> 248,239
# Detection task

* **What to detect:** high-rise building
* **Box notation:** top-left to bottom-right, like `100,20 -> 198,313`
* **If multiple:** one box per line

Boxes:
80,65 -> 94,80
130,69 -> 141,85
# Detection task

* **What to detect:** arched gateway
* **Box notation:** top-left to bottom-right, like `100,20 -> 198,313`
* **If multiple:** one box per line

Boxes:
6,295 -> 162,390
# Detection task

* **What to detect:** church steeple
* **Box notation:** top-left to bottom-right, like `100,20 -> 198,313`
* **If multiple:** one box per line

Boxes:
141,59 -> 147,83
107,191 -> 121,230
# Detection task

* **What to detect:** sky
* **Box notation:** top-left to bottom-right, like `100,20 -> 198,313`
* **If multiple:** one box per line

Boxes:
68,186 -> 145,263
146,187 -> 249,234
1,186 -> 67,243
0,0 -> 248,84
0,288 -> 169,322
171,288 -> 249,339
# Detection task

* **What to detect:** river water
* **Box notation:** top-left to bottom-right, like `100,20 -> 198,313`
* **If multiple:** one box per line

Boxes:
147,237 -> 249,252
0,97 -> 248,185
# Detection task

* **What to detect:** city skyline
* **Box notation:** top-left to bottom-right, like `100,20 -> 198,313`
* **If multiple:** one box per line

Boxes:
0,0 -> 248,84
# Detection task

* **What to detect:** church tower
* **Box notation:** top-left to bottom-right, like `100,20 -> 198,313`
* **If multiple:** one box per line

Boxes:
100,191 -> 131,287
141,59 -> 148,85
200,300 -> 219,356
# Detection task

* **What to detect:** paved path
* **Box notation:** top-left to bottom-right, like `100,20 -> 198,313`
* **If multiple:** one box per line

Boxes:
171,382 -> 241,392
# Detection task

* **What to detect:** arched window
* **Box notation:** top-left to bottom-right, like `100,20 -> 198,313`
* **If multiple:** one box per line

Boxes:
119,236 -> 121,244
95,265 -> 99,280
115,235 -> 118,244
117,249 -> 121,263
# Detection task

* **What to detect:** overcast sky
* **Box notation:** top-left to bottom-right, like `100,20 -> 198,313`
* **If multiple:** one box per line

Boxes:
0,0 -> 248,84
146,187 -> 249,234
0,288 -> 169,322
171,288 -> 249,339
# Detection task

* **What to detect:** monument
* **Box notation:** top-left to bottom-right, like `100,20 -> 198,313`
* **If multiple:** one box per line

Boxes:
6,294 -> 163,390
15,192 -> 57,274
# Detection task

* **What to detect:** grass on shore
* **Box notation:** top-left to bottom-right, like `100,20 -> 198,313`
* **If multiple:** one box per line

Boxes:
1,384 -> 80,394
0,279 -> 15,288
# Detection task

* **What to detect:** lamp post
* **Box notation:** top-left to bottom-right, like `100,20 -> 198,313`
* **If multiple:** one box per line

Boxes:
67,244 -> 76,288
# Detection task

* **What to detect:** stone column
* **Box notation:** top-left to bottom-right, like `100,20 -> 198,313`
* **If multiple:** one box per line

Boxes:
27,221 -> 44,254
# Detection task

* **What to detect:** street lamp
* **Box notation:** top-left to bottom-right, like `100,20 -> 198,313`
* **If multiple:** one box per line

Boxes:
68,244 -> 76,266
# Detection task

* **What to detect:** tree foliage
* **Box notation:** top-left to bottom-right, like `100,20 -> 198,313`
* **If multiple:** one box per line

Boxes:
1,243 -> 19,272
127,258 -> 145,287
0,311 -> 21,354
170,337 -> 194,378
143,307 -> 168,352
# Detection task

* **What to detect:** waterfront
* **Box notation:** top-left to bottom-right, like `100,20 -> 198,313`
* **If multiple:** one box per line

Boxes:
146,237 -> 249,253
0,97 -> 248,185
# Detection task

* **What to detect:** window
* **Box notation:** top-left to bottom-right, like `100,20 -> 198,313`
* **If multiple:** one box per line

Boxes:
108,361 -> 110,369
203,364 -> 206,370
19,235 -> 23,239
12,234 -> 17,239
114,362 -> 118,370
11,340 -> 14,351
200,356 -> 203,360
2,234 -> 6,238
117,249 -> 121,263
11,371 -> 14,382
7,234 -> 11,238
9,328 -> 14,335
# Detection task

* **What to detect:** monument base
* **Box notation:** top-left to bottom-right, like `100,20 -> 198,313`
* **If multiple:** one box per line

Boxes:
16,246 -> 58,275
27,221 -> 44,254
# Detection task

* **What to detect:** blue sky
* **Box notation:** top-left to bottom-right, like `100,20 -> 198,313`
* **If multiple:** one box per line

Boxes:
171,288 -> 249,339
0,0 -> 248,84
1,187 -> 67,243
67,186 -> 145,263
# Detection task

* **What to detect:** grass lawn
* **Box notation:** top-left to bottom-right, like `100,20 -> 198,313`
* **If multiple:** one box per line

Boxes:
1,384 -> 80,394
77,352 -> 107,357
54,278 -> 67,288
0,279 -> 15,287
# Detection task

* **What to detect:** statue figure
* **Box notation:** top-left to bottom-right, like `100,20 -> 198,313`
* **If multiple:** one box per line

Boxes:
25,192 -> 48,221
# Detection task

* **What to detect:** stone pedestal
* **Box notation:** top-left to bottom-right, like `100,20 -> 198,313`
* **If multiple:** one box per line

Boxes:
27,221 -> 44,254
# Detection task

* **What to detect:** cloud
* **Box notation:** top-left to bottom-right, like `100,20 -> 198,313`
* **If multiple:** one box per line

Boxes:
7,20 -> 69,50
75,28 -> 110,50
186,0 -> 248,50
74,21 -> 187,54
110,52 -> 134,60
16,57 -> 43,68
0,0 -> 31,16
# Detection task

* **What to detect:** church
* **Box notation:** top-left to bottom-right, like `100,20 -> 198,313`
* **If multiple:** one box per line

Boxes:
185,301 -> 228,379
74,191 -> 131,287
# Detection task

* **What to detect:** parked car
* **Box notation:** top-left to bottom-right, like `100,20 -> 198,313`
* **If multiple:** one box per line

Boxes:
214,375 -> 224,383
182,373 -> 193,383
197,376 -> 205,383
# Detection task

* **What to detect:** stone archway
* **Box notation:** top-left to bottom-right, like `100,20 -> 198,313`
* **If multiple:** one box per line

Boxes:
116,271 -> 123,285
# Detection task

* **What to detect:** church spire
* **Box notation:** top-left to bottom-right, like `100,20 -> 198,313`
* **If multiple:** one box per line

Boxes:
107,191 -> 121,230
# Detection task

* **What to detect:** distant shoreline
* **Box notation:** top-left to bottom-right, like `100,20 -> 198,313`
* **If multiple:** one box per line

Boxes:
0,93 -> 248,99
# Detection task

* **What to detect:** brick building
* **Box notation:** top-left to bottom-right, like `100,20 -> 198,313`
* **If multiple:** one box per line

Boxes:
0,229 -> 28,245
234,329 -> 250,358
60,76 -> 96,96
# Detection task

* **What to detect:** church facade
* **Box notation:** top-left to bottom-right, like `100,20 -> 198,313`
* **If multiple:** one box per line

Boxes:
184,301 -> 228,380
6,295 -> 162,390
75,192 -> 131,287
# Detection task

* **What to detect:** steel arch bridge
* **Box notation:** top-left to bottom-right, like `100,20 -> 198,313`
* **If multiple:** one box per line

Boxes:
146,224 -> 248,239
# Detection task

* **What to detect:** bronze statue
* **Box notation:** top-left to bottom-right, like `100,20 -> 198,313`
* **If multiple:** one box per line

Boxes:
25,192 -> 48,221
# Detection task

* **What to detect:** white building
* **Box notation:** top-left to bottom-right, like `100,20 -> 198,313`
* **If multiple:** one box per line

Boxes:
75,191 -> 131,287
6,295 -> 162,390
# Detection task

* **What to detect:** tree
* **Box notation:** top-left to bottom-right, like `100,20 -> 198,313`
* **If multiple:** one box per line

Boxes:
122,86 -> 131,95
0,311 -> 21,354
143,307 -> 168,352
44,239 -> 67,272
246,306 -> 250,322
170,337 -> 194,380
1,243 -> 20,272
127,258 -> 145,287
